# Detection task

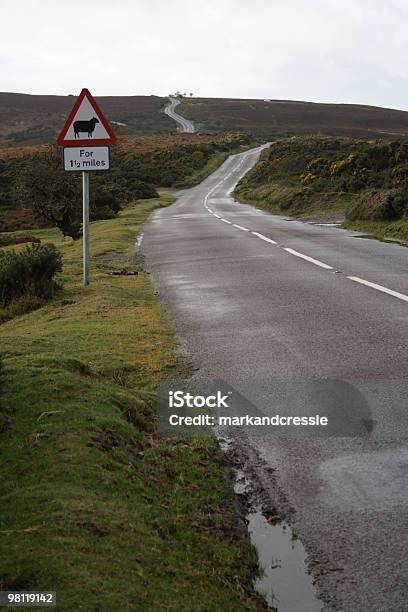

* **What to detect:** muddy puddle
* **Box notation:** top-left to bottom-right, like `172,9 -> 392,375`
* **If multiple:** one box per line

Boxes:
234,469 -> 322,612
248,510 -> 322,611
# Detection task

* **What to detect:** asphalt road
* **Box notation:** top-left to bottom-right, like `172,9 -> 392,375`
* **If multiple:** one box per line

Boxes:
164,97 -> 195,133
142,145 -> 408,611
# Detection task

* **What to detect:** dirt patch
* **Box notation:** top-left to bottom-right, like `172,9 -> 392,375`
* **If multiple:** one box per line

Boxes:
92,249 -> 145,271
299,212 -> 345,224
224,439 -> 294,525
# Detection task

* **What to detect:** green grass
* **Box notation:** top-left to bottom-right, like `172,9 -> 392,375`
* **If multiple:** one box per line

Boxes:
235,136 -> 408,224
235,178 -> 353,218
342,218 -> 408,241
0,198 -> 265,611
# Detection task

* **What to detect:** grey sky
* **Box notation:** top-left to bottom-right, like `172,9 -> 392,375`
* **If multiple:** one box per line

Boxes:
1,0 -> 408,110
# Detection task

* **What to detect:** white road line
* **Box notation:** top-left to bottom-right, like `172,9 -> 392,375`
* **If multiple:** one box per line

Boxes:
348,276 -> 408,303
208,208 -> 213,213
210,204 -> 407,305
284,248 -> 333,269
251,231 -> 277,245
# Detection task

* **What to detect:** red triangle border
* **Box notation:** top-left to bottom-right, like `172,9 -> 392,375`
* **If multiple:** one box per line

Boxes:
56,88 -> 117,146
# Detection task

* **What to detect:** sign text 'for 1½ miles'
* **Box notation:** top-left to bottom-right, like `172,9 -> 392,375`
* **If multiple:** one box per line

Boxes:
63,146 -> 110,171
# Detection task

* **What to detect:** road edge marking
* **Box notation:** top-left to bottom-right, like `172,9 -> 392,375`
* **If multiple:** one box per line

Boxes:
284,247 -> 333,270
251,231 -> 277,245
347,276 -> 408,303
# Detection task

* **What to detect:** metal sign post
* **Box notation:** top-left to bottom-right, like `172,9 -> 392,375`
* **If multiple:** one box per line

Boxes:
56,88 -> 116,288
82,171 -> 90,287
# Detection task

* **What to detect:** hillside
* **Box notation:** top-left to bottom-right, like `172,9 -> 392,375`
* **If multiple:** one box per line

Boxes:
0,133 -> 244,159
0,93 -> 174,147
4,93 -> 408,148
235,136 -> 408,240
178,97 -> 408,140
0,133 -> 251,233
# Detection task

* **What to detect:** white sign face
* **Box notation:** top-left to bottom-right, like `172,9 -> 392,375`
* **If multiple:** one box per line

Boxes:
63,96 -> 112,142
63,146 -> 110,172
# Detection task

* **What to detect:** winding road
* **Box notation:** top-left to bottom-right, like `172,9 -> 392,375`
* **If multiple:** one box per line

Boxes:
143,145 -> 408,611
164,97 -> 195,133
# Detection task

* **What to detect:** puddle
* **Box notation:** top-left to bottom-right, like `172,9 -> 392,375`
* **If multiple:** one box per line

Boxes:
233,467 -> 322,612
247,509 -> 322,612
219,438 -> 322,611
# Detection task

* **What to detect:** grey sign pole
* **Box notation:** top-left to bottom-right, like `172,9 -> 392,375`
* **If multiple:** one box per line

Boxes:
82,171 -> 90,287
57,89 -> 116,289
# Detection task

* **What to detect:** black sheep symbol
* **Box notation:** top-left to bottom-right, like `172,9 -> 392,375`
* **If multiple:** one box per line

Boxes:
73,116 -> 100,138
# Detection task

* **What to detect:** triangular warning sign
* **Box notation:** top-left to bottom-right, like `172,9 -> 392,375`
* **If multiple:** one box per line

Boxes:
57,88 -> 116,146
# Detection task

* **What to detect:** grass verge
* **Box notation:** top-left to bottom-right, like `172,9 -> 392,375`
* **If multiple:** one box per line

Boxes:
234,173 -> 354,219
341,218 -> 408,241
0,197 -> 265,611
236,187 -> 408,243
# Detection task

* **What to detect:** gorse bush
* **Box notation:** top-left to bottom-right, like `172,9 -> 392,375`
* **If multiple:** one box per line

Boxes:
236,136 -> 408,222
0,243 -> 62,307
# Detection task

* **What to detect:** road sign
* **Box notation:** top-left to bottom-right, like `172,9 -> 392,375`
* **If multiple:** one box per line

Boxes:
57,88 -> 116,146
63,146 -> 110,171
57,88 -> 116,288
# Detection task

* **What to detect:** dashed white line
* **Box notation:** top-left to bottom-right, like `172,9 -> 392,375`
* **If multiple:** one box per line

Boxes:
251,231 -> 277,245
201,148 -> 408,307
284,248 -> 333,269
347,276 -> 408,303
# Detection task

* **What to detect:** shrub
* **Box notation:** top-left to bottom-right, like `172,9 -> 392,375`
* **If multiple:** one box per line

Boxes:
0,354 -> 4,411
346,190 -> 396,222
0,294 -> 45,324
16,146 -> 83,239
357,144 -> 391,172
90,192 -> 120,221
387,189 -> 408,219
0,243 -> 62,307
0,355 -> 4,387
2,135 -> 248,236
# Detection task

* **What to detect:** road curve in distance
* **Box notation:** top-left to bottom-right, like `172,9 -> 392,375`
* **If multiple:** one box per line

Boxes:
164,97 -> 196,133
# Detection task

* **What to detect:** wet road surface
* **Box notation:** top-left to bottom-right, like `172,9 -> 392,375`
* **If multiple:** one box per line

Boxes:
143,145 -> 408,611
164,97 -> 195,133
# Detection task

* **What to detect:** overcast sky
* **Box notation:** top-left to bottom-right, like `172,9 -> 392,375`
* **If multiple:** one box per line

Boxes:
1,0 -> 408,109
